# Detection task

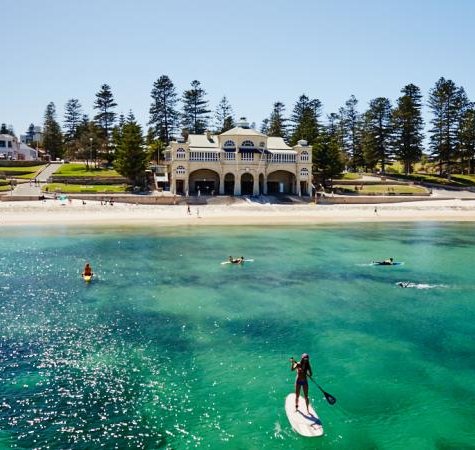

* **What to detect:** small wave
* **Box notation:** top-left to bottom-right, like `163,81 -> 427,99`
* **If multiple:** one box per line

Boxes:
396,282 -> 448,289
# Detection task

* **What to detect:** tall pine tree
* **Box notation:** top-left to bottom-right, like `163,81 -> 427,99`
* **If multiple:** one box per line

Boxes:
459,106 -> 475,174
361,98 -> 393,172
63,98 -> 83,142
289,95 -> 321,145
114,113 -> 147,186
267,102 -> 287,138
313,130 -> 345,186
181,80 -> 210,134
148,75 -> 179,144
391,84 -> 424,174
339,95 -> 363,169
93,84 -> 117,141
42,102 -> 63,160
214,96 -> 234,133
428,77 -> 469,175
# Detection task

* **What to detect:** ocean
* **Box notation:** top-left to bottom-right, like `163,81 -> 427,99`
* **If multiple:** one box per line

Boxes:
0,223 -> 474,449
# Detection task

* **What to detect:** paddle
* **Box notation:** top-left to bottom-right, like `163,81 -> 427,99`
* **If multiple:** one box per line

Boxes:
309,377 -> 337,405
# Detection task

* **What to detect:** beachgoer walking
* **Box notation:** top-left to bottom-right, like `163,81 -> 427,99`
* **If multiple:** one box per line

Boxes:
187,204 -> 191,215
290,354 -> 313,412
374,207 -> 378,215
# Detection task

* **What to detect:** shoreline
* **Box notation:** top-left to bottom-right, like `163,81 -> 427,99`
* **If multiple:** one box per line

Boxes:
1,198 -> 475,227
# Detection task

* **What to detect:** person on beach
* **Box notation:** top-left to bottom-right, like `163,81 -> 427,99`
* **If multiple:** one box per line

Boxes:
82,263 -> 93,277
290,354 -> 313,411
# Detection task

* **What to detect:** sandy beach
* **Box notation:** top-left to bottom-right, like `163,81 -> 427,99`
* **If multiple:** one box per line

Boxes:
1,198 -> 475,227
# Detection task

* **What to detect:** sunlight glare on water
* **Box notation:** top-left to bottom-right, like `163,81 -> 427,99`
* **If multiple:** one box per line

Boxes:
0,223 -> 474,449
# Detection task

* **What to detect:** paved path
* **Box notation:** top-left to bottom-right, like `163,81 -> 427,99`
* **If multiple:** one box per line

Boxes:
11,163 -> 62,197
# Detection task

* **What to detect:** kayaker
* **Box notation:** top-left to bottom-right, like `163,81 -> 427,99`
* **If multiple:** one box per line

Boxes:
290,354 -> 313,412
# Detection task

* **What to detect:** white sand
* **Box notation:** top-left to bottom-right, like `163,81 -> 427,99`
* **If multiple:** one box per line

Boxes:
1,198 -> 475,227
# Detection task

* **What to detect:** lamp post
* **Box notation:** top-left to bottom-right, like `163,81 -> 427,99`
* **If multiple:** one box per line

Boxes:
89,138 -> 93,169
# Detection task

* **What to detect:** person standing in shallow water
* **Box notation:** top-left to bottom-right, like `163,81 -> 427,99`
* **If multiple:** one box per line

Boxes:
290,354 -> 313,411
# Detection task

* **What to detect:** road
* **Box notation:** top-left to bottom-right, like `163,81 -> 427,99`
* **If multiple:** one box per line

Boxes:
11,163 -> 62,197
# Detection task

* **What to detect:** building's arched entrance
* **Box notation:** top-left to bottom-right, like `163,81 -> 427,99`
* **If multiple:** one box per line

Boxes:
189,169 -> 220,195
267,170 -> 296,194
241,173 -> 254,195
224,173 -> 235,195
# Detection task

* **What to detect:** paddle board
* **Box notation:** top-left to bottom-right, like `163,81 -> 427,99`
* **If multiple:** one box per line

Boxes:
220,259 -> 254,265
83,274 -> 93,282
285,393 -> 323,437
371,261 -> 404,266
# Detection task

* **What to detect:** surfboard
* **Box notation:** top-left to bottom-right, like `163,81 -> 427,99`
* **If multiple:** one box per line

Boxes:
285,393 -> 324,437
371,261 -> 404,266
83,274 -> 93,282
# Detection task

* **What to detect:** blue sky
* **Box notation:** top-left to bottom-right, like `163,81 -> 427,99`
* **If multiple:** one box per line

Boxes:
3,0 -> 475,137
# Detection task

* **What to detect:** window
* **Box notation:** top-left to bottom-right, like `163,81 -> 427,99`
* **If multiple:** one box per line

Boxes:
300,168 -> 309,177
269,153 -> 296,163
189,151 -> 219,161
300,151 -> 309,162
0,141 -> 5,148
223,140 -> 235,149
8,141 -> 12,148
176,166 -> 186,175
176,148 -> 186,159
241,140 -> 255,147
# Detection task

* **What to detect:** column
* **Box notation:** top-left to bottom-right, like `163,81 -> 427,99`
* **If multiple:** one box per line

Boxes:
234,174 -> 240,195
184,178 -> 189,197
263,175 -> 268,195
297,177 -> 301,196
253,174 -> 259,196
219,174 -> 225,195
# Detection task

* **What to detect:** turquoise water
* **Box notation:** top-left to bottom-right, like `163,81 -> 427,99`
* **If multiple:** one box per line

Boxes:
0,223 -> 474,450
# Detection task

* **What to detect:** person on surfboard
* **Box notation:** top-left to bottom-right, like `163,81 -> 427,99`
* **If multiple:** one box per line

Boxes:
228,256 -> 244,264
290,354 -> 313,412
82,263 -> 93,277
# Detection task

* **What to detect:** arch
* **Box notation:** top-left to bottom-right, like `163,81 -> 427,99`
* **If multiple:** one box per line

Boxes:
176,148 -> 186,159
176,165 -> 186,175
241,172 -> 254,195
267,170 -> 296,194
300,150 -> 309,162
223,140 -> 236,149
189,169 -> 220,195
224,172 -> 235,195
241,140 -> 255,147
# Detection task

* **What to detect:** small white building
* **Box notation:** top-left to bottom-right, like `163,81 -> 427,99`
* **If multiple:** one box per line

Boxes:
0,134 -> 18,160
18,143 -> 38,161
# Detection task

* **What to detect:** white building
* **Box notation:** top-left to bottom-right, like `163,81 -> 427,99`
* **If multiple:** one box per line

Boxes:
164,119 -> 312,196
0,135 -> 38,160
0,134 -> 18,160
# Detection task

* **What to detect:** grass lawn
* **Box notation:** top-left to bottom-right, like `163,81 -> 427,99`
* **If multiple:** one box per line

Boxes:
395,173 -> 475,187
339,173 -> 362,180
43,183 -> 130,194
334,184 -> 428,195
54,163 -> 121,178
0,166 -> 45,179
